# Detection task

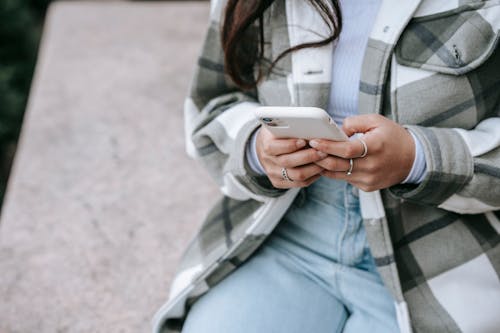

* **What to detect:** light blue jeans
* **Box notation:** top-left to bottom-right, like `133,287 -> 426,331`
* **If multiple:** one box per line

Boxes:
182,177 -> 399,333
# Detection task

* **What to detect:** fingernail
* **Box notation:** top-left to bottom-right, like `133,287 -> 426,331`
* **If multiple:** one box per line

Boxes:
309,140 -> 318,148
296,139 -> 306,148
317,151 -> 327,158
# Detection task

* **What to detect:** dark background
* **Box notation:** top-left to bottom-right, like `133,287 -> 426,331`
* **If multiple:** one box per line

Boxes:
0,0 -> 51,210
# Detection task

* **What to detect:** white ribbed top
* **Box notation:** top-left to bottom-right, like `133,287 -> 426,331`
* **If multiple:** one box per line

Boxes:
327,0 -> 382,124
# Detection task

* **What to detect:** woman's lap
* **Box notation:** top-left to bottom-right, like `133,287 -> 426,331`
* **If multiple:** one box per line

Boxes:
182,245 -> 348,333
181,242 -> 398,333
182,179 -> 399,333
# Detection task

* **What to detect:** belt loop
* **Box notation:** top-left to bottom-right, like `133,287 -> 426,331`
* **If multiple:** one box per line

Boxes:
293,188 -> 307,207
351,185 -> 359,198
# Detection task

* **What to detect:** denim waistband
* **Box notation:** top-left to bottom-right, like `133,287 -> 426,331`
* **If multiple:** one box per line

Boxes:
271,177 -> 370,267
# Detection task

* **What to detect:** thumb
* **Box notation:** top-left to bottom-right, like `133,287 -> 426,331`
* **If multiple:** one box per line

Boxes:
342,114 -> 382,137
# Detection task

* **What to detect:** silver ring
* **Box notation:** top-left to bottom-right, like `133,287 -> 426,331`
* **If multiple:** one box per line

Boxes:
358,138 -> 368,158
281,167 -> 293,182
346,158 -> 354,175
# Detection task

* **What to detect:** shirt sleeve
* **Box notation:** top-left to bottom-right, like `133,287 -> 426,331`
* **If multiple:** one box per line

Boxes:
245,127 -> 267,175
401,130 -> 427,184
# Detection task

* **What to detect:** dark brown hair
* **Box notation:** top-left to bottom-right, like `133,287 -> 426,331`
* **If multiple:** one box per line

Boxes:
221,0 -> 342,90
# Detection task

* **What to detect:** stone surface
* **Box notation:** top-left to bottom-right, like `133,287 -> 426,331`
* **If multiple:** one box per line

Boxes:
0,2 -> 216,332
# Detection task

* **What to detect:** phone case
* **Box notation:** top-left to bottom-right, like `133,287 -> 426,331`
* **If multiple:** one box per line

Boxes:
254,106 -> 348,141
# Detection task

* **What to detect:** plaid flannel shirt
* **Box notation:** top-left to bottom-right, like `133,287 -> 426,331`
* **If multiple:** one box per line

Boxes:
153,0 -> 500,332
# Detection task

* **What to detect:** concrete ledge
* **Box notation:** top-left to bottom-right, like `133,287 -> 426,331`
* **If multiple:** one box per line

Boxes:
0,2 -> 217,332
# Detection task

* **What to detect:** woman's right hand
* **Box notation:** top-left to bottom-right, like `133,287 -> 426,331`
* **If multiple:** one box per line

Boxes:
255,127 -> 327,189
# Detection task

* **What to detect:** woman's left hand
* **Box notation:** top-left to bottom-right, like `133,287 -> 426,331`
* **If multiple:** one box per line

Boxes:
310,114 -> 415,192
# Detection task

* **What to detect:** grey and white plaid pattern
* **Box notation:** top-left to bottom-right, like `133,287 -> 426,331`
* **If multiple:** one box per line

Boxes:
153,1 -> 500,332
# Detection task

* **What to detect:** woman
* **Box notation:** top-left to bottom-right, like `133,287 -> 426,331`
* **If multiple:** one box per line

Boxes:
153,0 -> 500,332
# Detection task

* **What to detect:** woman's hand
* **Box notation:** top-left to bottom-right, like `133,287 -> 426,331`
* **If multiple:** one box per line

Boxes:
256,127 -> 327,189
310,114 -> 415,192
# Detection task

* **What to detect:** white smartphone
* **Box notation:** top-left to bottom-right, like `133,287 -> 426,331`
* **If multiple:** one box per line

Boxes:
254,106 -> 348,141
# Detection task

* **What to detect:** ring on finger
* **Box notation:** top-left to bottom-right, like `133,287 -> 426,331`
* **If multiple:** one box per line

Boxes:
281,167 -> 293,182
346,158 -> 354,175
358,138 -> 368,158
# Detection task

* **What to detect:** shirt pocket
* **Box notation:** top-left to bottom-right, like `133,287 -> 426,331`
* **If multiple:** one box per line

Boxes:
390,2 -> 500,128
395,2 -> 500,75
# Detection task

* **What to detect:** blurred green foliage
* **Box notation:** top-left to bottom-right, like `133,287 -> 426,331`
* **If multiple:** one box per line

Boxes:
0,0 -> 51,208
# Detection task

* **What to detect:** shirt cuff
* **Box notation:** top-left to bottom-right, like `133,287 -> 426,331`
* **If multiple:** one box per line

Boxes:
402,130 -> 427,184
245,127 -> 266,175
